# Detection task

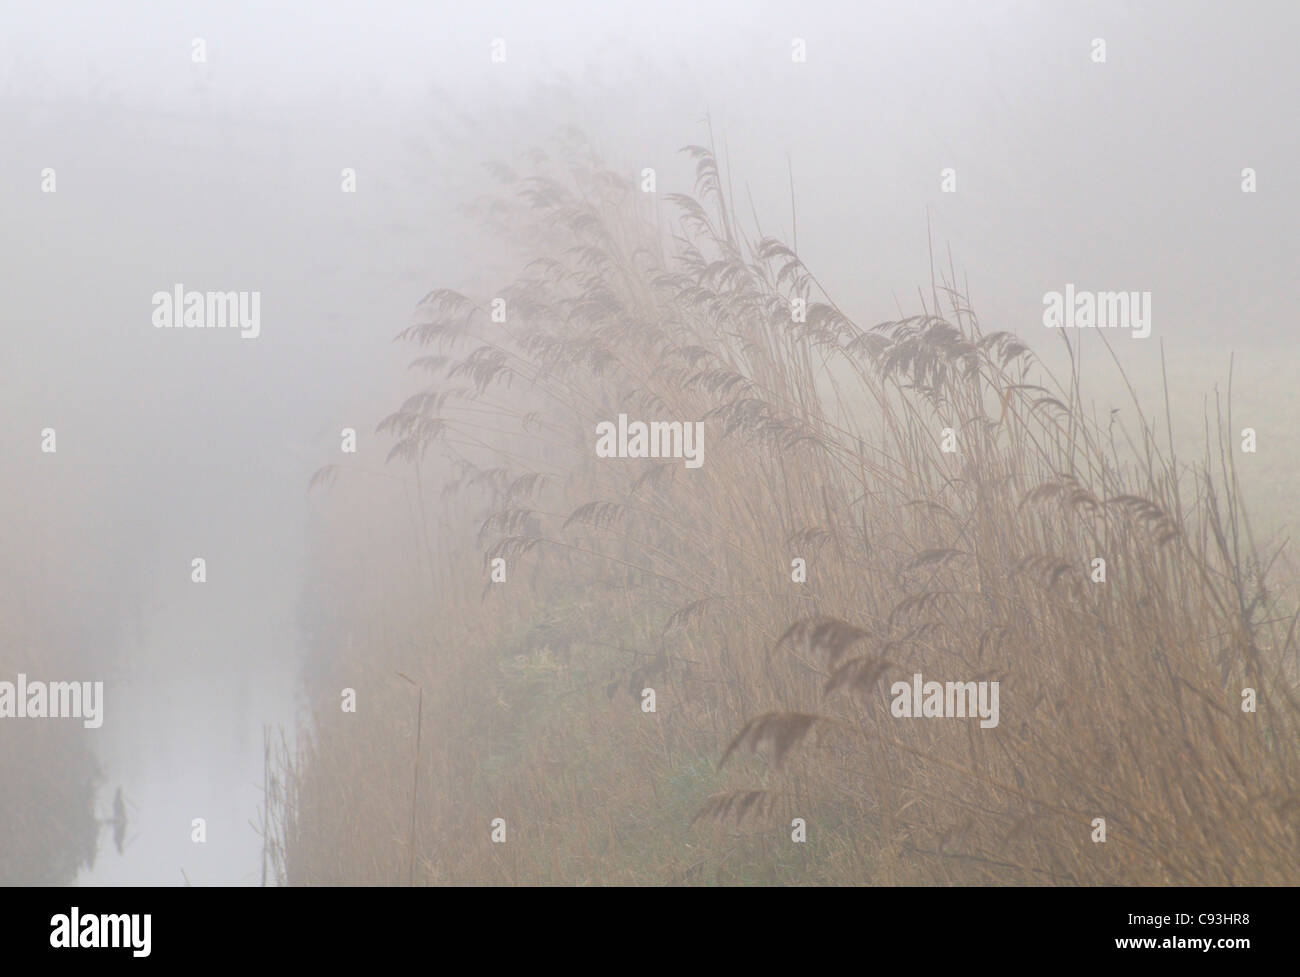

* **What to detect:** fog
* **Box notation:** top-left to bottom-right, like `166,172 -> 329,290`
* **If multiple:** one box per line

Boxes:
1,1 -> 1296,884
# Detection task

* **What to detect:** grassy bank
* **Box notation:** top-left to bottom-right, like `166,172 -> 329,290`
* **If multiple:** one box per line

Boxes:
272,134 -> 1300,885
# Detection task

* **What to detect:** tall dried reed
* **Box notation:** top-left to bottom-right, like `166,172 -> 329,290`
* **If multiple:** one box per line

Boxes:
278,130 -> 1299,885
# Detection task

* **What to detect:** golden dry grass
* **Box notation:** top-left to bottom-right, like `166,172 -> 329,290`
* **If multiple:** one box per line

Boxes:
273,132 -> 1300,885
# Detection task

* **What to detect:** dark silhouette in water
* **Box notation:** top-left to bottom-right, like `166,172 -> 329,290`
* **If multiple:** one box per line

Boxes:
101,787 -> 132,856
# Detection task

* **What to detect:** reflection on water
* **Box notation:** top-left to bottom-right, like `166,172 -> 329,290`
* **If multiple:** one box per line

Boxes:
78,669 -> 298,885
72,566 -> 302,885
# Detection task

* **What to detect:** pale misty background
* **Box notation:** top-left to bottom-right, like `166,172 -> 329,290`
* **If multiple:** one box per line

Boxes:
0,0 -> 1295,882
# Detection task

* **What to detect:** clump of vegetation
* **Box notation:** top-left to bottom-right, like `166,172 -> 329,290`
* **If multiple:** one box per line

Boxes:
0,604 -> 101,884
278,128 -> 1299,884
0,719 -> 100,885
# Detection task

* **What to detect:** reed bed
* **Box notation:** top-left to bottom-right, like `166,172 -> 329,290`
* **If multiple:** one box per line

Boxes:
274,131 -> 1300,885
